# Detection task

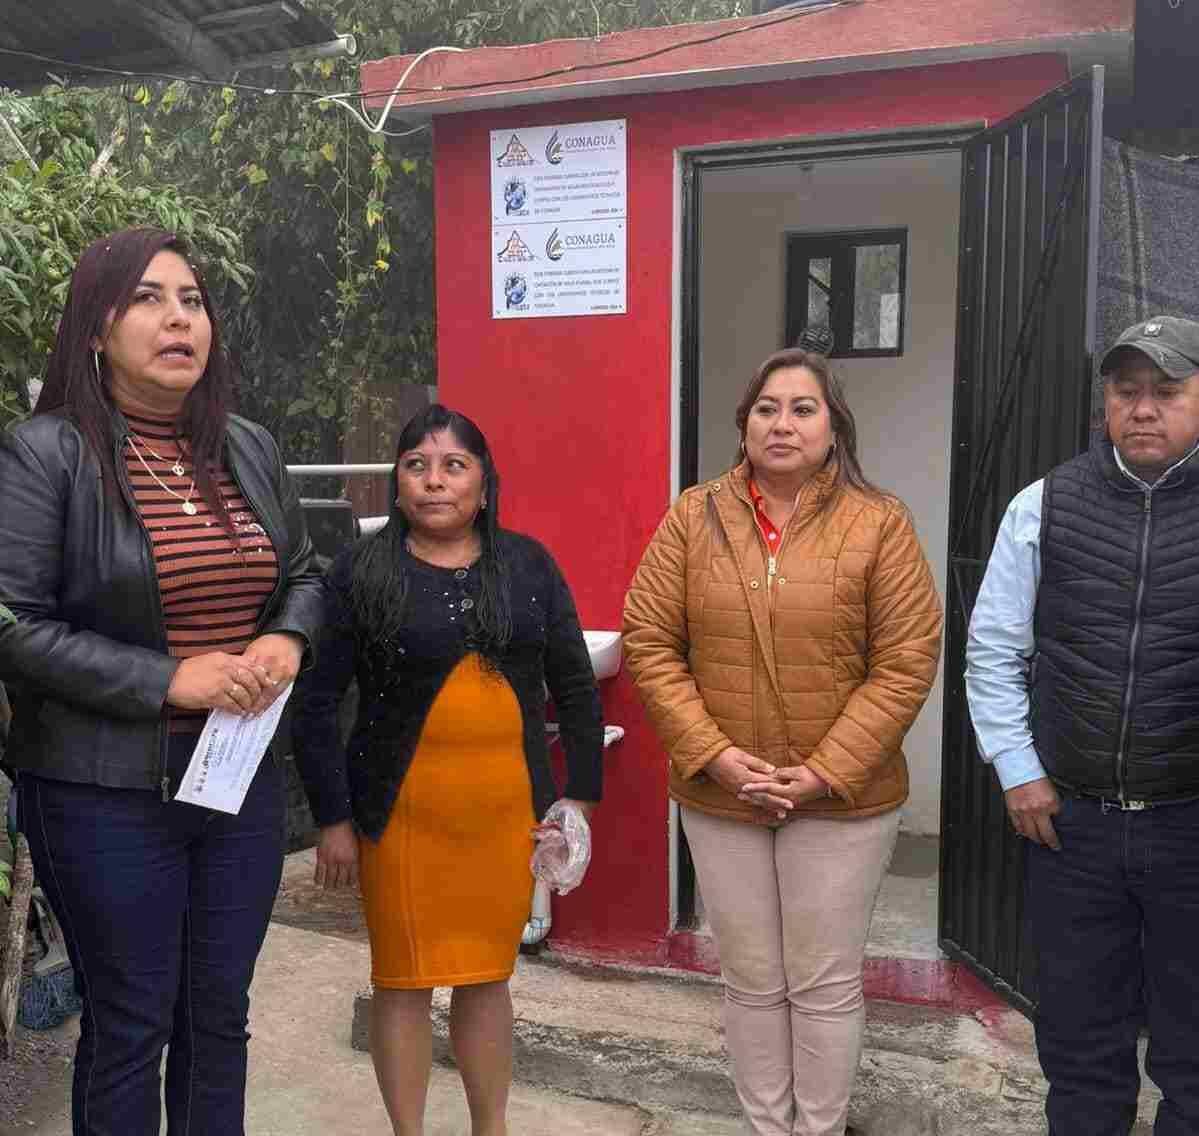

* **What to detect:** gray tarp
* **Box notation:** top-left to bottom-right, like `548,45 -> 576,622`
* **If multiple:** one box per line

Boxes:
1098,138 -> 1199,367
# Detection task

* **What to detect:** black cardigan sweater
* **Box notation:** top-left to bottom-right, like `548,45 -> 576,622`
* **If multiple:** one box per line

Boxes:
292,531 -> 603,840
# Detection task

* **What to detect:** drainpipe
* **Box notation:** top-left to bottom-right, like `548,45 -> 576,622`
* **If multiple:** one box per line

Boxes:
521,725 -> 625,951
521,879 -> 553,947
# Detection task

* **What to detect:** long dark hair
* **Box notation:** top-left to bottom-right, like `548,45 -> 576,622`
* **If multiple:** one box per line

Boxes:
734,347 -> 883,508
34,226 -> 234,527
349,404 -> 512,657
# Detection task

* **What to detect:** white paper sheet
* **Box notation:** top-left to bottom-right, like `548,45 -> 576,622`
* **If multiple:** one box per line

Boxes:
489,119 -> 627,319
174,683 -> 294,814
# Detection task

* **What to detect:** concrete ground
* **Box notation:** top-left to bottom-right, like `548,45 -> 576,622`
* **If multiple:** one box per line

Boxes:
6,840 -> 1163,1135
13,919 -> 743,1136
867,831 -> 941,961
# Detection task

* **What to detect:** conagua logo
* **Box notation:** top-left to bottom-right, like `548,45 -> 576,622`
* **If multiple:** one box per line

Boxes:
545,130 -> 564,165
497,231 -> 535,262
545,228 -> 619,260
569,232 -> 617,247
495,134 -> 534,167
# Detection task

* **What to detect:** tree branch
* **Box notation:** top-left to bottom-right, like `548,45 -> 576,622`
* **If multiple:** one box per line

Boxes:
89,121 -> 126,179
0,835 -> 34,1060
0,108 -> 34,165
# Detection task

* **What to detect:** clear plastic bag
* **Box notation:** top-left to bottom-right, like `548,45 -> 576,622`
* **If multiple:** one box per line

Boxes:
530,800 -> 592,896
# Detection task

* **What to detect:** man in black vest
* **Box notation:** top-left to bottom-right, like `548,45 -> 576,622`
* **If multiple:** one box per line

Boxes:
966,315 -> 1199,1136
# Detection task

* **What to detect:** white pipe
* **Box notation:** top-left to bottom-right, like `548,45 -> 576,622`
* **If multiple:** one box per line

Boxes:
522,880 -> 553,946
233,34 -> 357,72
286,463 -> 393,476
520,724 -> 624,948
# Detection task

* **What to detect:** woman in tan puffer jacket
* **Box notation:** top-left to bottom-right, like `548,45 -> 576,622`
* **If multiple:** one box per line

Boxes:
623,347 -> 942,1136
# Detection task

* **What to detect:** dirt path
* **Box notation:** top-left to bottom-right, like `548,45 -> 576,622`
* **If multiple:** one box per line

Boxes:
270,847 -> 367,942
0,848 -> 363,1130
0,1019 -> 75,1131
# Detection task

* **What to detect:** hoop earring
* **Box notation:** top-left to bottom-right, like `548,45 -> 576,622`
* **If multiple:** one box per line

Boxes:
91,350 -> 103,381
480,498 -> 487,511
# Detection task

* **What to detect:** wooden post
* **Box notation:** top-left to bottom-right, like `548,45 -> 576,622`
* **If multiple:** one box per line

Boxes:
0,834 -> 34,1060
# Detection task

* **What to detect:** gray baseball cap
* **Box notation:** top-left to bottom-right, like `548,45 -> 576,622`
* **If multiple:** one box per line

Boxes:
1100,315 -> 1199,380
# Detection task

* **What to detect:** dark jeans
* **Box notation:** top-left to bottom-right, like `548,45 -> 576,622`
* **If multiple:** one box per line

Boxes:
1026,794 -> 1199,1136
19,748 -> 284,1136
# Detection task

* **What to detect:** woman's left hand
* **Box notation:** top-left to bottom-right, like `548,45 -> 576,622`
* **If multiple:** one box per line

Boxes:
533,798 -> 597,837
241,632 -> 304,714
738,764 -> 832,812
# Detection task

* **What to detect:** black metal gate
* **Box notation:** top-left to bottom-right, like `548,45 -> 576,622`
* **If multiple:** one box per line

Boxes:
938,68 -> 1105,1013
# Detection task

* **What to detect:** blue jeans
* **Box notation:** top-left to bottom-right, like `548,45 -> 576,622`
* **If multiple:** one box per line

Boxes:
1026,795 -> 1199,1136
19,748 -> 284,1136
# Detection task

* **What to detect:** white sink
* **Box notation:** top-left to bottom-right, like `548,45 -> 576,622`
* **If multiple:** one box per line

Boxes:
582,630 -> 622,680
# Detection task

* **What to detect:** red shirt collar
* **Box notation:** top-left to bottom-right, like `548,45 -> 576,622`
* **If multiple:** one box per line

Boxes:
747,478 -> 782,548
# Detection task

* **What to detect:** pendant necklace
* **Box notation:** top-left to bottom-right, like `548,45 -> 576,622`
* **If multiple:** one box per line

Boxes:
130,431 -> 187,477
126,434 -> 198,515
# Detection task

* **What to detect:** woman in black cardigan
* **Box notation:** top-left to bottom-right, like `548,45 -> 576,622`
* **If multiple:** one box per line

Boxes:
293,404 -> 602,1136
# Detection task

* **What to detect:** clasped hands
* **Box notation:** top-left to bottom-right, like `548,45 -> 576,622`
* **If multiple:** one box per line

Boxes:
165,631 -> 304,717
706,746 -> 831,820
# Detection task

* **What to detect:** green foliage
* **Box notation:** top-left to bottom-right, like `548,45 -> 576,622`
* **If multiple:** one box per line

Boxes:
128,62 -> 431,461
0,86 -> 251,431
1,0 -> 743,454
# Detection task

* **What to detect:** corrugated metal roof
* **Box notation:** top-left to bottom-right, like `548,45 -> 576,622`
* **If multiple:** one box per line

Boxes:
0,0 -> 351,89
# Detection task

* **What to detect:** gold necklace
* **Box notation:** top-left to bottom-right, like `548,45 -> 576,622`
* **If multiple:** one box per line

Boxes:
126,435 -> 198,515
130,431 -> 187,478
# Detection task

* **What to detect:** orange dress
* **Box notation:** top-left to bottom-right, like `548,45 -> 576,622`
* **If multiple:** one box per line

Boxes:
357,653 -> 535,988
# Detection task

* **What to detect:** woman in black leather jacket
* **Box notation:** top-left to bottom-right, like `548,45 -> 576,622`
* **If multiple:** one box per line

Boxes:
0,227 -> 322,1136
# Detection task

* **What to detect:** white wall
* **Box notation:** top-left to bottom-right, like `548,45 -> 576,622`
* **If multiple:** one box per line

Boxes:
697,151 -> 962,835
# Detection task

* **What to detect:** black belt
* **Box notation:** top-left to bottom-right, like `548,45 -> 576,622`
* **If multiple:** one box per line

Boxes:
1071,789 -> 1199,812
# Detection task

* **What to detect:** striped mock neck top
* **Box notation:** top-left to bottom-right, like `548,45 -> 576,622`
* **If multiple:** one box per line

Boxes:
121,411 -> 280,733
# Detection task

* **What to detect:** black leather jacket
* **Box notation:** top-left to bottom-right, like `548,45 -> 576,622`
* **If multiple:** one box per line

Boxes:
0,408 -> 323,795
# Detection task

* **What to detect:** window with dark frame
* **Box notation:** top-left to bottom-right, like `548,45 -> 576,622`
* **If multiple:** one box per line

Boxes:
784,229 -> 908,358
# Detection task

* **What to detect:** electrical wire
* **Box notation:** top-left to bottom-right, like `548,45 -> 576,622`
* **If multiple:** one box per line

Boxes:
0,1 -> 859,107
0,45 -> 331,97
342,0 -> 857,106
322,0 -> 855,135
315,45 -> 464,137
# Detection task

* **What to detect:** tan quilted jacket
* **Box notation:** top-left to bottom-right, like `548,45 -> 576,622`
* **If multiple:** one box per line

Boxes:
622,462 -> 943,824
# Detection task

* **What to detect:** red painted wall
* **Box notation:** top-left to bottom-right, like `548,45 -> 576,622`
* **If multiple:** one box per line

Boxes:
433,54 -> 1069,965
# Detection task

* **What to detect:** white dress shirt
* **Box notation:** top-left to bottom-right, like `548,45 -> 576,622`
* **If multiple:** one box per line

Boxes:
964,480 -> 1047,790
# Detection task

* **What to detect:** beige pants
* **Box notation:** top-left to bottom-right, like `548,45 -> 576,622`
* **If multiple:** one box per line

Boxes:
681,805 -> 900,1136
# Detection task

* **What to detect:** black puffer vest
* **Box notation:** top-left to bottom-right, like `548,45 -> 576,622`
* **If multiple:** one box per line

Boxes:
1032,438 -> 1199,801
